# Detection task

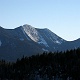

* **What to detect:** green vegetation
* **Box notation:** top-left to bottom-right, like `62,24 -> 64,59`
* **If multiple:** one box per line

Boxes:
0,48 -> 80,80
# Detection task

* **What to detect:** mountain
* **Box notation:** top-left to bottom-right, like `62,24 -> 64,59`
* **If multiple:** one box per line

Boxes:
0,24 -> 80,61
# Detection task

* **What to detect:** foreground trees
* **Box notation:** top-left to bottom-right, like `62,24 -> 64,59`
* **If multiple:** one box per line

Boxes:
0,48 -> 80,80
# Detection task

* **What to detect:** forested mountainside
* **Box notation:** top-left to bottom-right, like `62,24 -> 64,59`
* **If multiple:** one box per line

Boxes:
0,48 -> 80,80
0,24 -> 80,61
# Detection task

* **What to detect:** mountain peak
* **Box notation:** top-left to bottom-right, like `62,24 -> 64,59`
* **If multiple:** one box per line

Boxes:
22,24 -> 34,29
0,24 -> 80,61
21,24 -> 40,42
20,24 -> 49,47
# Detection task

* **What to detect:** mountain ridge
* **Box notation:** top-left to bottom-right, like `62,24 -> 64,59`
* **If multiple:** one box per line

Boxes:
0,24 -> 80,61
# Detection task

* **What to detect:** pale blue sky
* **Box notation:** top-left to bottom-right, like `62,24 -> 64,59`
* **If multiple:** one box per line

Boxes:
0,0 -> 80,41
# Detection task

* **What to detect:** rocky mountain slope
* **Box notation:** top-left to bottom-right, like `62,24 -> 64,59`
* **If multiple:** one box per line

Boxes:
0,24 -> 80,61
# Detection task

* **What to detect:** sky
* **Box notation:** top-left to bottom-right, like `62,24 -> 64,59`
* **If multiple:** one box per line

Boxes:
0,0 -> 80,41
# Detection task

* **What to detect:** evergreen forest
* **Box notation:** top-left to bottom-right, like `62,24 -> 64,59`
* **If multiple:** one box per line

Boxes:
0,48 -> 80,80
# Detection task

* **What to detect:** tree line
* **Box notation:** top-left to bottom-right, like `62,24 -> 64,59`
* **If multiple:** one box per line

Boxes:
0,48 -> 80,80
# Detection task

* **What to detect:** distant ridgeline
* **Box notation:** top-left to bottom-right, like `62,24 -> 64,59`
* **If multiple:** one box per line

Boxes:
0,48 -> 80,80
0,24 -> 80,61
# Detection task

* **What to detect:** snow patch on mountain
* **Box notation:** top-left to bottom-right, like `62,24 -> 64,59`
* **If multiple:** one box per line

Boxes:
20,38 -> 24,41
0,40 -> 2,46
21,26 -> 30,41
42,48 -> 48,52
54,40 -> 61,44
38,36 -> 49,47
21,24 -> 39,42
21,24 -> 49,47
20,24 -> 64,47
43,28 -> 63,44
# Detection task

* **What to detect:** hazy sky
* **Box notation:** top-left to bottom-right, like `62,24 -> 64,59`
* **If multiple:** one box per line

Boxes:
0,0 -> 80,41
